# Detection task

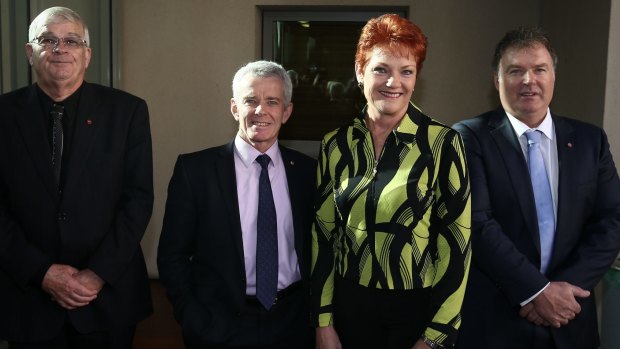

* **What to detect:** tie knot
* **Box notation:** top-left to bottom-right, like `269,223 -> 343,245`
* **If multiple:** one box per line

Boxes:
525,129 -> 542,145
256,154 -> 271,170
50,103 -> 64,119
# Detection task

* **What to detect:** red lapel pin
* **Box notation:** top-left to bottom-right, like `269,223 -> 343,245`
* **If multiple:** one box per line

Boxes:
567,142 -> 573,148
86,119 -> 93,125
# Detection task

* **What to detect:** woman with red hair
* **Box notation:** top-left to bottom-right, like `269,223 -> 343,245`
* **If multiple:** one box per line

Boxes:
311,14 -> 471,349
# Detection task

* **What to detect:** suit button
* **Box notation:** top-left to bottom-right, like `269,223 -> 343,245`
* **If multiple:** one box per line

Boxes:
57,212 -> 67,221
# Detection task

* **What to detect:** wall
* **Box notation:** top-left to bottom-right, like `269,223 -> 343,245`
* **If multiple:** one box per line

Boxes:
605,0 -> 620,160
117,0 -> 543,276
542,0 -> 611,126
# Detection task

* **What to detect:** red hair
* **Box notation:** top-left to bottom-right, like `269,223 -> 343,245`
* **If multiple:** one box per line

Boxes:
355,14 -> 428,73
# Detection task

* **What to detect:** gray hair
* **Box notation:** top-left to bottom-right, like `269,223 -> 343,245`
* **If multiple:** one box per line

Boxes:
232,61 -> 292,106
29,7 -> 90,47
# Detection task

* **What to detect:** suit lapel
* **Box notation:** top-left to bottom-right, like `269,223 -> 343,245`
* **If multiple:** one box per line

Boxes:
63,82 -> 100,188
551,116 -> 575,270
488,110 -> 541,250
280,146 -> 306,273
14,85 -> 59,198
217,142 -> 246,266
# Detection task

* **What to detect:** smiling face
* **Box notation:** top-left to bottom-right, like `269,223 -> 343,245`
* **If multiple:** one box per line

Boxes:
231,75 -> 292,153
495,43 -> 555,127
356,46 -> 417,121
26,20 -> 91,95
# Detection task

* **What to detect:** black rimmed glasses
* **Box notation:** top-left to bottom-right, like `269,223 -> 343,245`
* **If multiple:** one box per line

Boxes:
30,35 -> 88,50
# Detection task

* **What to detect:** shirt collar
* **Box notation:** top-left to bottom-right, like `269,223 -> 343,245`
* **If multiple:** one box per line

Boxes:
233,134 -> 281,168
36,82 -> 83,120
506,108 -> 554,140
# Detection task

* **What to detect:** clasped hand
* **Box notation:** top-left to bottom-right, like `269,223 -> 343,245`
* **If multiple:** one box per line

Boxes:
519,281 -> 590,328
41,264 -> 105,310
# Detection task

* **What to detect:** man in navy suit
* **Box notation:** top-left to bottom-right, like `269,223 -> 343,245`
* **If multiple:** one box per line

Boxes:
158,60 -> 315,349
454,27 -> 620,349
0,6 -> 153,349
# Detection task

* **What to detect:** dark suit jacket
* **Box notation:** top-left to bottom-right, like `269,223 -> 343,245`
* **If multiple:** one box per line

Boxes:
453,109 -> 620,349
0,82 -> 154,341
157,141 -> 316,346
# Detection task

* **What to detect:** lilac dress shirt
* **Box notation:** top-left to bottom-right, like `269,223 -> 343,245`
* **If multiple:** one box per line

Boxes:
233,135 -> 301,295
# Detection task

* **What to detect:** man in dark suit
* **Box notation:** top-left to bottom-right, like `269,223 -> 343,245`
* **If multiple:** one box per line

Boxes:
0,6 -> 153,349
453,27 -> 620,349
158,60 -> 315,349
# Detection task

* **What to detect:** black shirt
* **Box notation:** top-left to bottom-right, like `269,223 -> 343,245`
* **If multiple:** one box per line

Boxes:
37,83 -> 83,189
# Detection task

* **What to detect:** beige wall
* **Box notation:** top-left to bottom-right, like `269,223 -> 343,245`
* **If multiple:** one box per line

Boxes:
605,0 -> 620,160
542,0 -> 611,126
116,0 -> 577,276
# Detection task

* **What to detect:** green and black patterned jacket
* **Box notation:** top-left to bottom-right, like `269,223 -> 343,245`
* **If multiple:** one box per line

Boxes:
311,103 -> 472,347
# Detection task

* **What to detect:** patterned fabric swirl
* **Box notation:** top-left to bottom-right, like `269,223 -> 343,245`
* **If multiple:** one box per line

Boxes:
311,103 -> 472,346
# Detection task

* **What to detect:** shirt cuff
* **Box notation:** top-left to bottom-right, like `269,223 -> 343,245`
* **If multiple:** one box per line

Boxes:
520,282 -> 550,306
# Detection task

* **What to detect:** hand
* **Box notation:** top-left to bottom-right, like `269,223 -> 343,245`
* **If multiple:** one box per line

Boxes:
316,326 -> 342,349
74,268 -> 105,293
42,264 -> 98,310
412,338 -> 432,349
519,303 -> 551,326
531,281 -> 590,328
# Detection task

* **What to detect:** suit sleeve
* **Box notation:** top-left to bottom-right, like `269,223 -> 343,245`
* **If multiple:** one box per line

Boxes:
0,180 -> 53,289
157,155 -> 203,322
86,99 -> 154,285
453,121 -> 548,305
551,128 -> 620,289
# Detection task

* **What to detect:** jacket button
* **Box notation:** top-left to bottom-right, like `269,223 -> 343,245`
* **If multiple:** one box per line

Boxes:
57,212 -> 67,221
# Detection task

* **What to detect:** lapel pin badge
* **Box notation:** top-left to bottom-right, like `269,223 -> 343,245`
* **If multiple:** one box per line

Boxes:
290,160 -> 295,165
567,142 -> 573,148
86,119 -> 93,125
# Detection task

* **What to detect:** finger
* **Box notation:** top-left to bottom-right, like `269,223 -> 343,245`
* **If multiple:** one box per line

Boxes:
55,298 -> 77,310
549,318 -> 562,328
68,279 -> 99,298
527,313 -> 542,324
54,290 -> 93,307
68,291 -> 97,303
571,285 -> 591,298
61,296 -> 90,308
525,311 -> 538,322
519,304 -> 533,318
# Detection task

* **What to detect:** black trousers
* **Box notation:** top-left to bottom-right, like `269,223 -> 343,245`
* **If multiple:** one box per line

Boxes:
189,284 -> 313,349
8,322 -> 135,349
333,276 -> 432,349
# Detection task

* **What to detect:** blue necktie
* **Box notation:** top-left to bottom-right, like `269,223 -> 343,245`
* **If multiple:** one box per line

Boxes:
525,130 -> 555,273
255,154 -> 278,309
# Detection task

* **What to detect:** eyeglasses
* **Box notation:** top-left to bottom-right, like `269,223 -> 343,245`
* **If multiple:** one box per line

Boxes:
30,35 -> 88,50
